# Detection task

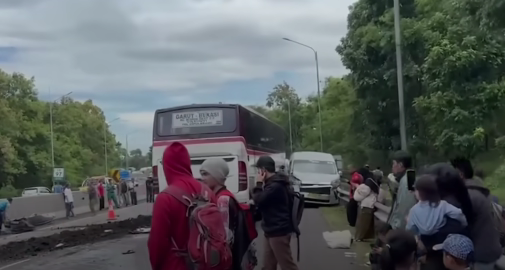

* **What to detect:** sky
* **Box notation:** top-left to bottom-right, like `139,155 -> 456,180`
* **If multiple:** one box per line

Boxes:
0,0 -> 356,153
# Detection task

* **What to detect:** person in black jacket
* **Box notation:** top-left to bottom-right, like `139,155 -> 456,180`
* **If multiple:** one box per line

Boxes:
252,156 -> 298,270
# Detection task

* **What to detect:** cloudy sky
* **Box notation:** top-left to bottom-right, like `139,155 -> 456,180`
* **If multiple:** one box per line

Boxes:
0,0 -> 355,153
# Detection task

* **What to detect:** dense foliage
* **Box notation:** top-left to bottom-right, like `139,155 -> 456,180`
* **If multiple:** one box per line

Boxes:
258,0 -> 505,171
0,69 -> 148,197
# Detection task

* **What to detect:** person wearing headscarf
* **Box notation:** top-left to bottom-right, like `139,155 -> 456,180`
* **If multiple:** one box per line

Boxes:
354,168 -> 381,241
148,142 -> 217,270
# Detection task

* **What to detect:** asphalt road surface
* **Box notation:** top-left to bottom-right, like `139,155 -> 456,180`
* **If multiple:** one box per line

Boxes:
1,208 -> 358,270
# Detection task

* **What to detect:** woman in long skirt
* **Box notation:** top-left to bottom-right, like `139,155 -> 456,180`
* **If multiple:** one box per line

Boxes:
353,169 -> 380,241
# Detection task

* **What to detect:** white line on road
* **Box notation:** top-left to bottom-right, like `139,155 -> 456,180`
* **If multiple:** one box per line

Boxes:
0,259 -> 31,270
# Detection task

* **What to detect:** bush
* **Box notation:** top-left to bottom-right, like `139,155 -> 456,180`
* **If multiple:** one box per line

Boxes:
0,185 -> 20,199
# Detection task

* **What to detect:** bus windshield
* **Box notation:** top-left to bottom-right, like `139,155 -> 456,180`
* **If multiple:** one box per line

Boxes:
293,160 -> 337,175
156,107 -> 237,136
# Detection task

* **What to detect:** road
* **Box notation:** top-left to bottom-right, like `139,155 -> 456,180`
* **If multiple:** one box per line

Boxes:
0,207 -> 359,270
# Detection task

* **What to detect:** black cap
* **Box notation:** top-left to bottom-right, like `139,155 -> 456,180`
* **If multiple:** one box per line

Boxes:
254,156 -> 276,173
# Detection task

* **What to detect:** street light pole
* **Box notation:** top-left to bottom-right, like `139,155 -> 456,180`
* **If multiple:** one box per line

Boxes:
104,117 -> 120,175
49,90 -> 73,170
393,0 -> 407,150
282,37 -> 323,152
125,130 -> 137,169
287,99 -> 293,154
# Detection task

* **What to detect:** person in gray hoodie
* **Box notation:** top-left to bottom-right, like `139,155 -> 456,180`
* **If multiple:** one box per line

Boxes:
451,157 -> 502,270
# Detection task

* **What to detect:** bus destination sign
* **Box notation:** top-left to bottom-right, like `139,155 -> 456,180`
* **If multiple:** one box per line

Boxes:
172,110 -> 223,128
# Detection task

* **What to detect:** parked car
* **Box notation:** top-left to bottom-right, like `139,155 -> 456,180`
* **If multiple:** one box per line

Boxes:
21,187 -> 52,197
289,151 -> 341,205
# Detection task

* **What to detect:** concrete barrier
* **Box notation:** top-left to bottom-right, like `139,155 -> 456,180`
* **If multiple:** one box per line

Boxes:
6,184 -> 146,220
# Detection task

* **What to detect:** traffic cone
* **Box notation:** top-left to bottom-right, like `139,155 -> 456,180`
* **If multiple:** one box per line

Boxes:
107,200 -> 117,221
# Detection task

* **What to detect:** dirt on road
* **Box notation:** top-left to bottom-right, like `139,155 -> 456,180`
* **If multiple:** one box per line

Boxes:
0,215 -> 152,262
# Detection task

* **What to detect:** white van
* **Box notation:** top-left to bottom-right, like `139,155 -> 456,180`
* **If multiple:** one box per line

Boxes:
289,151 -> 340,205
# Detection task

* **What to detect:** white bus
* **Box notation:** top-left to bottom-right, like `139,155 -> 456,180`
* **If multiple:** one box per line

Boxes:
151,104 -> 286,203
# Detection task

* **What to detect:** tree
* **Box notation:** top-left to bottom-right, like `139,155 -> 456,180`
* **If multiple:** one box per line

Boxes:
0,68 -> 122,193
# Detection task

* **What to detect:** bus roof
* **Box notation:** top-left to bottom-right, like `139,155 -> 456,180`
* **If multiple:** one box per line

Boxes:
154,103 -> 238,114
154,103 -> 282,129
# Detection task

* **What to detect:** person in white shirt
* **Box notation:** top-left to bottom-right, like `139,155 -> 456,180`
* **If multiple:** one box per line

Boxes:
63,185 -> 75,218
354,168 -> 383,241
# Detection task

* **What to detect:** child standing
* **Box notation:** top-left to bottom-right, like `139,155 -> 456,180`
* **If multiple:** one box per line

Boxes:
406,175 -> 467,236
433,234 -> 474,270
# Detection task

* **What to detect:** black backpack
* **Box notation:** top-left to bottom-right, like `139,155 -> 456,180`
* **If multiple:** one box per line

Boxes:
289,188 -> 305,261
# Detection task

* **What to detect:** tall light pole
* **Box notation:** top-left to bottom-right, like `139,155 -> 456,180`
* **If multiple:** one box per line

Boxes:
287,99 -> 293,154
49,90 -> 73,170
282,37 -> 323,152
125,130 -> 138,169
104,117 -> 120,175
393,0 -> 407,150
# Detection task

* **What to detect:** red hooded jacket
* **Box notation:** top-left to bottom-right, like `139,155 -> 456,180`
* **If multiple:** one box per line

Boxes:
148,142 -> 217,270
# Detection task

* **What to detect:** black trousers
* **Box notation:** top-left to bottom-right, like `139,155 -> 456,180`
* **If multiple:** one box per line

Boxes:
147,188 -> 154,203
99,197 -> 105,210
130,191 -> 137,205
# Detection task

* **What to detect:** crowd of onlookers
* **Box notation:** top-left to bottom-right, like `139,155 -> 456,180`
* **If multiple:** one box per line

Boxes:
347,151 -> 504,270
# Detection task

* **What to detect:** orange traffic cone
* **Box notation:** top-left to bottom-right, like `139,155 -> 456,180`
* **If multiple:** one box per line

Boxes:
107,200 -> 117,221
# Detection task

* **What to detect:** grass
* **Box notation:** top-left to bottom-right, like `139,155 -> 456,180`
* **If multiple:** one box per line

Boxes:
321,206 -> 372,267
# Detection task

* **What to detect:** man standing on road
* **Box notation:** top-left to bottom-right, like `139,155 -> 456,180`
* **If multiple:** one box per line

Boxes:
146,177 -> 153,203
129,179 -> 137,205
252,156 -> 299,270
387,151 -> 416,229
87,179 -> 97,215
120,180 -> 130,207
64,184 -> 75,219
0,198 -> 12,232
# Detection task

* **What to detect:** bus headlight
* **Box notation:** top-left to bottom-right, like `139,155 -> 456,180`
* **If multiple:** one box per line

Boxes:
331,179 -> 340,189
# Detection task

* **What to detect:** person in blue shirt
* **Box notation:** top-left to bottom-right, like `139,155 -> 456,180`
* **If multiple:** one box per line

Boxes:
406,175 -> 467,236
0,198 -> 13,231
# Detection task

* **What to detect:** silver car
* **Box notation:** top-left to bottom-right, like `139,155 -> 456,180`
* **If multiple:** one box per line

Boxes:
289,151 -> 341,205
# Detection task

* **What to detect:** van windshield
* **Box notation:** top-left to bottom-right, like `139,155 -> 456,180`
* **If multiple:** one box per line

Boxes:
292,160 -> 337,175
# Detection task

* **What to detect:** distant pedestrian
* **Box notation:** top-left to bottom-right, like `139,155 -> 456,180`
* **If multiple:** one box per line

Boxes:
146,177 -> 153,203
129,179 -> 137,205
107,181 -> 120,209
121,180 -> 129,206
0,198 -> 13,232
63,185 -> 75,218
87,179 -> 98,215
98,179 -> 105,210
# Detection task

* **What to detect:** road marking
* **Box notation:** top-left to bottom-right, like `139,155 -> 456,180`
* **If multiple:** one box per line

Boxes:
0,259 -> 31,270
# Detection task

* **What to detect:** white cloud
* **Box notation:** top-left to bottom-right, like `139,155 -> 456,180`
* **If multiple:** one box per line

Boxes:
0,0 -> 356,151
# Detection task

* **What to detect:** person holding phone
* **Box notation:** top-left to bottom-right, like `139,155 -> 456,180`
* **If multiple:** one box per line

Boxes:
387,151 -> 417,229
252,156 -> 299,270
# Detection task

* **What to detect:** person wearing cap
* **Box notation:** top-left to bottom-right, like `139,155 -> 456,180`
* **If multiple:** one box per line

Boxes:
252,156 -> 298,270
433,234 -> 474,270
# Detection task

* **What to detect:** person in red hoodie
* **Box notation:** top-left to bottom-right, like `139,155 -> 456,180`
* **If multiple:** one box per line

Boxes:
148,142 -> 217,270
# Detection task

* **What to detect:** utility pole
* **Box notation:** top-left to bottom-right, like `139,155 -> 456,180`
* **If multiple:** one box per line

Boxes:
394,0 -> 408,150
104,117 -> 120,175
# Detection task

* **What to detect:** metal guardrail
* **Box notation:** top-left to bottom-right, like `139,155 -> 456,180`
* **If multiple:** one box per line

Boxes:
336,186 -> 391,223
